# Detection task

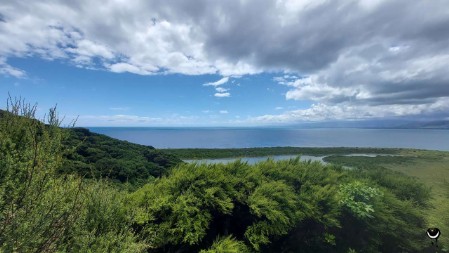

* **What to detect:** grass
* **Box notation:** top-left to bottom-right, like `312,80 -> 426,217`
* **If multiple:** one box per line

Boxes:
379,150 -> 449,251
301,149 -> 449,251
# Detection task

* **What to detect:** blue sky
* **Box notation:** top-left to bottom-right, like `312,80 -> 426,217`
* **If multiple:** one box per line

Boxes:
1,0 -> 449,126
1,57 -> 310,126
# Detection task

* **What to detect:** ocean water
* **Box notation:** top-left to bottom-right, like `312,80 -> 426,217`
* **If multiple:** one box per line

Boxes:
87,127 -> 449,151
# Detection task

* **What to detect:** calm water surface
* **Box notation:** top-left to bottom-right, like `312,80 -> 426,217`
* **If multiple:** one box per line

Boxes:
88,127 -> 449,151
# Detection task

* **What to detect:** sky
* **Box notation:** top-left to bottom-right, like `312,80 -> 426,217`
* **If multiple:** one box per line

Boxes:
1,0 -> 449,126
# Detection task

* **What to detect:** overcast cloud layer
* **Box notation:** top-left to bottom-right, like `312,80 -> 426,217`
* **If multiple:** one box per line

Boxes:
1,0 -> 449,123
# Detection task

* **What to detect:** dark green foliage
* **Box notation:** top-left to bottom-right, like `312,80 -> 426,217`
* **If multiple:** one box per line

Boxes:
332,189 -> 427,253
130,158 -> 429,252
64,180 -> 147,252
200,236 -> 250,253
339,181 -> 382,219
130,160 -> 313,251
61,127 -> 182,184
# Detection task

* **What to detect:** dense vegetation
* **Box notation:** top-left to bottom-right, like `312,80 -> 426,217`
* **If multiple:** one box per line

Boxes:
0,100 -> 441,252
130,159 -> 432,252
62,127 -> 182,185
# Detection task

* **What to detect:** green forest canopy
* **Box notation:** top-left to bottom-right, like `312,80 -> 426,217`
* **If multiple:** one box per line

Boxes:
61,127 -> 182,185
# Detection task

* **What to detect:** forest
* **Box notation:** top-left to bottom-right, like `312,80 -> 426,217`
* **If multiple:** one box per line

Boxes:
0,100 -> 440,252
61,127 -> 182,186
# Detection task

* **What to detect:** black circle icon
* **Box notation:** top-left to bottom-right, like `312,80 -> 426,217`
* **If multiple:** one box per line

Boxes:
427,228 -> 441,240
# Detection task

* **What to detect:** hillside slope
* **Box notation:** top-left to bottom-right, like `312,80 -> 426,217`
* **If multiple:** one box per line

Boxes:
61,127 -> 183,183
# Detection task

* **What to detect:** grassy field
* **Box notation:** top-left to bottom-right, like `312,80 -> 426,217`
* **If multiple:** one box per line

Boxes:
165,147 -> 449,251
324,149 -> 449,250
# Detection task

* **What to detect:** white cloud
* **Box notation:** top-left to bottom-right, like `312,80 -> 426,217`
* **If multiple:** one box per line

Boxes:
214,92 -> 231,98
219,110 -> 229,114
213,61 -> 260,76
67,39 -> 115,63
204,77 -> 234,98
1,0 -> 449,80
204,77 -> 229,87
215,87 -> 228,92
281,76 -> 362,103
108,62 -> 156,75
0,58 -> 26,78
273,75 -> 298,85
275,106 -> 284,110
0,2 -> 217,75
274,49 -> 449,108
251,99 -> 449,123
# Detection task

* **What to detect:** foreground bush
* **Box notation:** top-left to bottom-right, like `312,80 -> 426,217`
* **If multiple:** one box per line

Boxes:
131,158 -> 428,252
0,98 -> 144,252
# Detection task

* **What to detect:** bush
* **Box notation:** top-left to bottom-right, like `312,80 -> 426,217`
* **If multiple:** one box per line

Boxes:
0,98 -> 145,252
200,236 -> 250,253
131,158 -> 430,252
